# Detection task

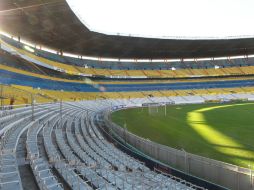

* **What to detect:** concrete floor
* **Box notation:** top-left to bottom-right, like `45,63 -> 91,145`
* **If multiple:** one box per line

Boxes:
17,131 -> 39,190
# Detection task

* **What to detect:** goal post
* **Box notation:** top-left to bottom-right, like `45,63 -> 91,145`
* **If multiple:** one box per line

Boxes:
148,103 -> 159,115
141,103 -> 163,116
143,101 -> 175,116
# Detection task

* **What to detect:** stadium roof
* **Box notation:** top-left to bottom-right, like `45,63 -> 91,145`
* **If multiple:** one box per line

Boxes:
1,0 -> 254,59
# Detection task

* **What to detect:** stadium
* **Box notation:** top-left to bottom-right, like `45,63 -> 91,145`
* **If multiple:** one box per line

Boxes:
0,0 -> 254,189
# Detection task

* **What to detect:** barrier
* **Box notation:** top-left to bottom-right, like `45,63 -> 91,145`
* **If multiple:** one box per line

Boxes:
104,109 -> 254,190
0,84 -> 57,110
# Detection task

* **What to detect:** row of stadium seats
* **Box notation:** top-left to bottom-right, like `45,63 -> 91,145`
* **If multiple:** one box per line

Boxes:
1,34 -> 253,70
0,63 -> 83,84
2,82 -> 254,107
2,60 -> 254,86
2,35 -> 254,78
2,68 -> 254,93
0,100 -> 201,189
0,49 -> 84,82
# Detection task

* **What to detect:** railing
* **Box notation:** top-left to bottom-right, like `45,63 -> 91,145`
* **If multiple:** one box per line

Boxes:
104,107 -> 254,190
0,83 -> 57,110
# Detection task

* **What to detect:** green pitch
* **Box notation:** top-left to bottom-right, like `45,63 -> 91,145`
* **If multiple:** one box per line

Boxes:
111,102 -> 254,169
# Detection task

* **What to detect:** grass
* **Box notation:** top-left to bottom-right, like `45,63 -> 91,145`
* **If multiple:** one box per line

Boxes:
111,102 -> 254,169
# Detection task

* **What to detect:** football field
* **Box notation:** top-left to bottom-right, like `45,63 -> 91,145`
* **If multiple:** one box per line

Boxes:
111,102 -> 254,169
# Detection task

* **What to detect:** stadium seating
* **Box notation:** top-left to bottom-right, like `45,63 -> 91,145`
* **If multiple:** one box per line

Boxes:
0,50 -> 83,82
2,68 -> 254,94
2,34 -> 254,78
1,81 -> 254,107
3,91 -> 254,189
1,98 -> 206,189
1,9 -> 254,190
3,59 -> 254,86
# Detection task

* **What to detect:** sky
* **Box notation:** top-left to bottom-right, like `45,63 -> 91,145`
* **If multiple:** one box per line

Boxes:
65,0 -> 254,39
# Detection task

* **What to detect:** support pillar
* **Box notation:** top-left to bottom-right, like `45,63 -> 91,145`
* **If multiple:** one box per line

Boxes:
0,85 -> 3,110
31,94 -> 34,121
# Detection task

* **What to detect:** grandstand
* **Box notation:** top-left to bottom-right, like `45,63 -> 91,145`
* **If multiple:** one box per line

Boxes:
0,0 -> 254,190
2,35 -> 254,79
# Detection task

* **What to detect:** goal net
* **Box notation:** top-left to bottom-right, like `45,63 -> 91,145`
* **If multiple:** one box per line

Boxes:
143,102 -> 172,116
148,103 -> 159,115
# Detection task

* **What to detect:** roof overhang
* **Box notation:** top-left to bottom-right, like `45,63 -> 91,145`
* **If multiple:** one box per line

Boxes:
1,0 -> 254,59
